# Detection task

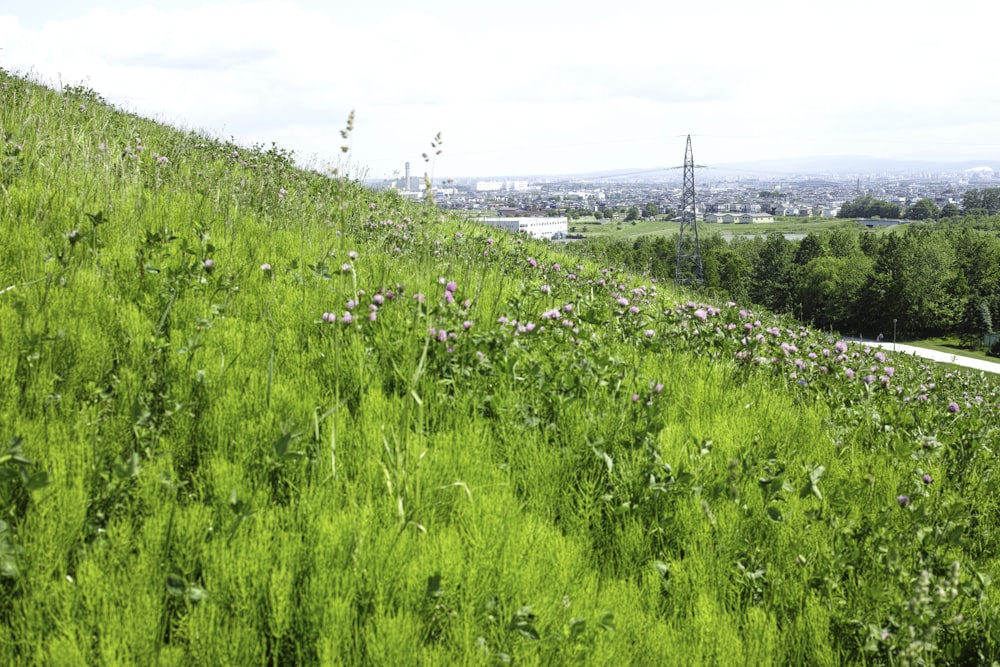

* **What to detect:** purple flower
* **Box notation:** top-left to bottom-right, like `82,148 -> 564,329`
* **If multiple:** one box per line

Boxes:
372,294 -> 384,306
644,329 -> 655,338
463,320 -> 473,330
897,495 -> 911,508
322,312 -> 335,323
437,329 -> 448,342
835,341 -> 848,354
260,263 -> 271,272
948,402 -> 960,413
693,308 -> 708,322
632,394 -> 640,402
540,284 -> 551,294
341,312 -> 353,324
341,263 -> 353,272
922,474 -> 933,485
446,281 -> 457,292
203,259 -> 215,272
528,257 -> 537,267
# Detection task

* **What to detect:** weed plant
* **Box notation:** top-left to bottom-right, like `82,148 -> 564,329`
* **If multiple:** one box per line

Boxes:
2,70 -> 1000,665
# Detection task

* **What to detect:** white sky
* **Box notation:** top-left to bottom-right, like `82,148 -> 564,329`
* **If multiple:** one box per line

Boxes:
3,1 -> 1000,177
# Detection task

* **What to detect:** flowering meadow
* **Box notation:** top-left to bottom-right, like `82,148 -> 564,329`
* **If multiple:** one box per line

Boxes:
3,71 -> 1000,665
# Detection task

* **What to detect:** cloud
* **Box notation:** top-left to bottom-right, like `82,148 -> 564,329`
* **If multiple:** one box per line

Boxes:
3,0 -> 1000,174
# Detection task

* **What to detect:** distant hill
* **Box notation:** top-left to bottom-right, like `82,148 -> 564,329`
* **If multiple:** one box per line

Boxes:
707,156 -> 1000,178
451,157 -> 1000,183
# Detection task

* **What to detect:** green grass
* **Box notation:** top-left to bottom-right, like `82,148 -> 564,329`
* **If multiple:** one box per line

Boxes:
905,336 -> 993,362
2,70 -> 1000,665
573,217 -> 862,241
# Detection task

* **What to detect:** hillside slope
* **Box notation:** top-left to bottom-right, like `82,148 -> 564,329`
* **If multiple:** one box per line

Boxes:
2,71 -> 1000,665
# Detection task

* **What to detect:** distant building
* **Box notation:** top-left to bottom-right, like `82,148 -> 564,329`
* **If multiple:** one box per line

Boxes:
477,216 -> 568,240
738,213 -> 774,224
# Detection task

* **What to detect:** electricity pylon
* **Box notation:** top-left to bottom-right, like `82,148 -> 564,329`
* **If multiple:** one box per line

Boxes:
675,135 -> 704,286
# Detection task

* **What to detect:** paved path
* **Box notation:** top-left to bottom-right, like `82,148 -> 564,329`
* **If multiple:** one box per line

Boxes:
855,340 -> 1000,375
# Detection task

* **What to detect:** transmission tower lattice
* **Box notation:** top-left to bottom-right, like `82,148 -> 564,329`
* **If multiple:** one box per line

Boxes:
675,135 -> 704,286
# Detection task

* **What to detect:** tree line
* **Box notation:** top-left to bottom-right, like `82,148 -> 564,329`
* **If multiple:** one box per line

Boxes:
581,215 -> 1000,343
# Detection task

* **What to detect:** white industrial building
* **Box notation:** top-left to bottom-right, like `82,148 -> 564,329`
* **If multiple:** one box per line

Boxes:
477,216 -> 568,240
475,180 -> 531,192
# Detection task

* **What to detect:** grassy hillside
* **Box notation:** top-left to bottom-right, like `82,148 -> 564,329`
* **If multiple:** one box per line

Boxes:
3,70 -> 1000,665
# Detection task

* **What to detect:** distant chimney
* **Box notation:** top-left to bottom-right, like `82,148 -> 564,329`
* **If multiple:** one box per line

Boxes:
405,162 -> 411,191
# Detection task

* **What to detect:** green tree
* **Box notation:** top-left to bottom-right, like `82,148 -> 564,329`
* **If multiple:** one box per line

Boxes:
797,254 -> 872,329
715,247 -> 752,304
838,194 -> 901,219
793,232 -> 825,266
624,205 -> 641,222
962,188 -> 1000,214
940,202 -> 960,218
905,198 -> 940,220
870,228 -> 968,336
642,203 -> 659,219
747,233 -> 796,313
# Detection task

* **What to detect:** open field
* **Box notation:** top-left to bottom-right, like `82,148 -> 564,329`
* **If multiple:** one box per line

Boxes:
904,336 -> 994,363
3,71 -> 1000,665
573,217 -> 865,241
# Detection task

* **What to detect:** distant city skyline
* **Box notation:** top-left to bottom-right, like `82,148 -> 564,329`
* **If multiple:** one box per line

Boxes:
4,1 -> 1000,177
